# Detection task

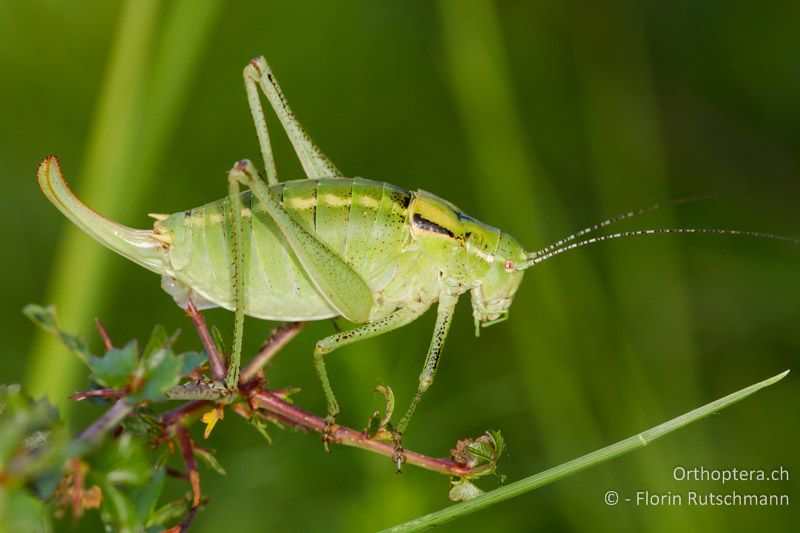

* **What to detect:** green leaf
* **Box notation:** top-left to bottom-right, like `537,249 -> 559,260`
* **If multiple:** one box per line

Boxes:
23,304 -> 92,364
121,411 -> 156,437
127,349 -> 182,404
142,325 -> 168,360
0,487 -> 53,533
89,341 -> 138,389
0,385 -> 66,472
194,446 -> 227,476
465,430 -> 504,464
90,437 -> 163,532
133,469 -> 166,524
90,433 -> 151,487
99,481 -> 139,533
178,351 -> 207,377
487,430 -> 504,458
147,498 -> 189,528
142,326 -> 181,361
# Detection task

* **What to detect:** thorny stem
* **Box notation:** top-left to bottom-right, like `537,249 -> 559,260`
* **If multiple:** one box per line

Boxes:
182,306 -> 486,477
251,390 -> 486,477
231,400 -> 309,433
95,318 -> 114,351
173,506 -> 199,533
70,388 -> 126,401
240,321 -> 307,384
78,399 -> 133,446
161,400 -> 210,426
177,425 -> 201,508
186,301 -> 226,381
57,305 -> 492,531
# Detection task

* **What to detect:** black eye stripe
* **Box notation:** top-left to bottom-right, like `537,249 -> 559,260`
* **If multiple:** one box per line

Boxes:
412,213 -> 455,238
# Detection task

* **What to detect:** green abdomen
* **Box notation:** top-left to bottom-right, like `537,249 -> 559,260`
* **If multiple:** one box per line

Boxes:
165,178 -> 427,321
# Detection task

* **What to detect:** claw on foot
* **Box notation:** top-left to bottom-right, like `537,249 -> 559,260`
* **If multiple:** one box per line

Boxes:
392,433 -> 406,473
321,417 -> 338,452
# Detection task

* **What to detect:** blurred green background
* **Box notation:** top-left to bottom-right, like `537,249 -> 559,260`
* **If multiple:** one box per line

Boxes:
1,0 -> 798,531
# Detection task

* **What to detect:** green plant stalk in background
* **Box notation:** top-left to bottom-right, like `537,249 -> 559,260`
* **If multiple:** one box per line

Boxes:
25,0 -> 220,408
437,1 -> 626,529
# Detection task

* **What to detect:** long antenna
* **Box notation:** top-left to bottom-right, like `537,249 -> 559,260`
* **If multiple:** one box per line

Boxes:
518,228 -> 800,270
531,194 -> 740,258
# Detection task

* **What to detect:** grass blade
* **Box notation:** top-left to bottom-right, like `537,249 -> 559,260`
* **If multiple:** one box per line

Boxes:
381,370 -> 789,532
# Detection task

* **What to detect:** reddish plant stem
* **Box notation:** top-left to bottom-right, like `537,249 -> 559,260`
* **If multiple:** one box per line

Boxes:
250,390 -> 482,477
186,301 -> 226,381
240,321 -> 307,384
161,400 -> 210,426
232,400 -> 310,433
176,505 -> 198,533
165,467 -> 189,480
176,426 -> 201,508
78,399 -> 133,446
70,388 -> 126,401
95,318 -> 114,350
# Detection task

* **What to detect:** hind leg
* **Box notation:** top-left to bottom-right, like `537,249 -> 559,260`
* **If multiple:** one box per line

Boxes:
243,56 -> 342,182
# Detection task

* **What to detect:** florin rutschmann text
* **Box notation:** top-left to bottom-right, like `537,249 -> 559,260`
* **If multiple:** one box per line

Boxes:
603,466 -> 790,508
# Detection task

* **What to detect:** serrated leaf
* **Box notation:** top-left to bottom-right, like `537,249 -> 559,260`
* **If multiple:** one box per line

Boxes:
465,430 -> 505,464
89,341 -> 138,389
178,351 -> 207,377
24,304 -> 91,364
142,326 -> 181,361
127,349 -> 182,404
193,447 -> 227,476
465,441 -> 495,463
142,325 -> 168,360
487,430 -> 505,457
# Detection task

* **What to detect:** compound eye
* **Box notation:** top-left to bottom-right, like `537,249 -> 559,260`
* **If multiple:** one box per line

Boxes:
503,259 -> 515,272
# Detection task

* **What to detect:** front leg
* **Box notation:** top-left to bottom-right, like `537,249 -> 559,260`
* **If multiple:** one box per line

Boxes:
393,292 -> 459,470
